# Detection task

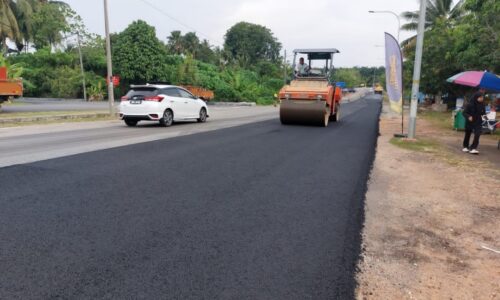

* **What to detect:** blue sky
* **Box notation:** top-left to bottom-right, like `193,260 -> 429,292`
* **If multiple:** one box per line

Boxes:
65,0 -> 430,67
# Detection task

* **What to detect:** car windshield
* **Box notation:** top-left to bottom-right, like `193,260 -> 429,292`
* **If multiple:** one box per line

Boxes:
125,87 -> 158,99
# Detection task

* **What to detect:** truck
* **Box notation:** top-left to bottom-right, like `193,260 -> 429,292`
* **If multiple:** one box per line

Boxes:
0,67 -> 23,108
374,83 -> 383,95
182,85 -> 214,101
278,48 -> 342,127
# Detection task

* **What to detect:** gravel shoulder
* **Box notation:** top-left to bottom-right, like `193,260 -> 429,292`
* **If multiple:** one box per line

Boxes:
356,102 -> 500,299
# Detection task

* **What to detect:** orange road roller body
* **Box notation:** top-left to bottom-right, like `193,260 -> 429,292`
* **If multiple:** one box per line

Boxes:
278,49 -> 342,127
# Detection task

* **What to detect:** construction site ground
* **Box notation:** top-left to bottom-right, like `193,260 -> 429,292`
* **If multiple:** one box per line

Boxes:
356,102 -> 500,299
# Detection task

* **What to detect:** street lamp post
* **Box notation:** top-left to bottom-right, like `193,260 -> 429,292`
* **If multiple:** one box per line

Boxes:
368,10 -> 401,43
103,0 -> 114,115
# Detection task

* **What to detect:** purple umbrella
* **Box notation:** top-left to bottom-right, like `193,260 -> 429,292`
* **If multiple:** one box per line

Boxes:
447,71 -> 500,91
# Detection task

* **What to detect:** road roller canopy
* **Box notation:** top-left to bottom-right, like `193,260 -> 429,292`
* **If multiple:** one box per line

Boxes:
292,48 -> 340,78
293,49 -> 340,60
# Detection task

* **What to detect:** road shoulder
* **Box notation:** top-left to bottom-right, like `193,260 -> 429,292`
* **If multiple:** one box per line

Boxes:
356,103 -> 500,299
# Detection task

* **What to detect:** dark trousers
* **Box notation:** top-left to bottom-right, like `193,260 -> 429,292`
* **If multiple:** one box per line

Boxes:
463,125 -> 482,150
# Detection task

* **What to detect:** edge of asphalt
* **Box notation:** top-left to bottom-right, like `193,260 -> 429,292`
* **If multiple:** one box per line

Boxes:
0,90 -> 370,125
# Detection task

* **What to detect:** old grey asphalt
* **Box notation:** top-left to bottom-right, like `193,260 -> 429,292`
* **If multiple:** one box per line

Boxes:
0,95 -> 381,299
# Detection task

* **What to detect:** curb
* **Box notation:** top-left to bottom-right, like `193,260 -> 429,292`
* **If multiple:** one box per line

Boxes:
0,113 -> 115,124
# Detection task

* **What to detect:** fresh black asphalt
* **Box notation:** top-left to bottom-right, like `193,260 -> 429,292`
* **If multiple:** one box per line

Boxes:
0,96 -> 382,299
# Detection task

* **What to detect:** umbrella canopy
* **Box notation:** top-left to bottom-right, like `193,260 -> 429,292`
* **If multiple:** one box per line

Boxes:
447,71 -> 500,91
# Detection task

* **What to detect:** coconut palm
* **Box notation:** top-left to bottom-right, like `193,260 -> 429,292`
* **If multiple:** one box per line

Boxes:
0,0 -> 21,54
12,0 -> 39,52
401,0 -> 466,48
167,31 -> 184,55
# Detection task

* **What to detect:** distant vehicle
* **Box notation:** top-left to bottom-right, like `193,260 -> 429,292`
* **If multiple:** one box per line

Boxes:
348,87 -> 356,93
0,67 -> 23,108
342,88 -> 349,93
119,84 -> 209,127
374,84 -> 383,95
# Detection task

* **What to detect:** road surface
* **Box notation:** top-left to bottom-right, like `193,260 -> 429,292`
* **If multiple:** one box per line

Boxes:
0,95 -> 381,299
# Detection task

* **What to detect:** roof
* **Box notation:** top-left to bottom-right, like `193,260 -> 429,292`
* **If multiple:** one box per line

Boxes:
293,48 -> 340,54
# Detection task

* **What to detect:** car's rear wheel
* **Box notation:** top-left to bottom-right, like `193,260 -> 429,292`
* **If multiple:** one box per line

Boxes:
197,108 -> 207,123
124,119 -> 138,127
160,109 -> 173,127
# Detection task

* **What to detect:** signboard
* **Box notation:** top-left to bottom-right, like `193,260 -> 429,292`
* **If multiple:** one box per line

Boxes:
106,76 -> 120,87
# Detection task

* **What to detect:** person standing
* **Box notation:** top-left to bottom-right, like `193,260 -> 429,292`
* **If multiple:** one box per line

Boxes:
462,90 -> 486,154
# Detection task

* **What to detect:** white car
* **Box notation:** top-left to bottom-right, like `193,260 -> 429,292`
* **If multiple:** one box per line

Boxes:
119,84 -> 209,127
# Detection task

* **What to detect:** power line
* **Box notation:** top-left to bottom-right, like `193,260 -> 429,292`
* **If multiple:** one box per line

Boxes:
136,0 -> 224,47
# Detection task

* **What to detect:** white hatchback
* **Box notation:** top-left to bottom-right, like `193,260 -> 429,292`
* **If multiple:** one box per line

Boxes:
119,84 -> 209,127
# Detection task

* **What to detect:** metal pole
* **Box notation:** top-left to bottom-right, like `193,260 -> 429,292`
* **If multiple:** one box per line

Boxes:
76,33 -> 87,101
372,68 -> 376,88
408,0 -> 427,139
104,0 -> 114,115
283,49 -> 287,84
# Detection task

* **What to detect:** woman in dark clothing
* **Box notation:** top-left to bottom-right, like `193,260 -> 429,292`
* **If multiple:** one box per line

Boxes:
462,90 -> 486,154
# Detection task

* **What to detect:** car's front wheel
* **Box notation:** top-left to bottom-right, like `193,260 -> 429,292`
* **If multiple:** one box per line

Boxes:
124,119 -> 138,127
159,109 -> 174,127
197,108 -> 207,123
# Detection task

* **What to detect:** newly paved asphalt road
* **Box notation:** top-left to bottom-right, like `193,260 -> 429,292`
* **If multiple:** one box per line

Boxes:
0,95 -> 381,299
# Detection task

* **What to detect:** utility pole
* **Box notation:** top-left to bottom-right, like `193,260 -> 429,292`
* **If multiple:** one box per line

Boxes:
76,32 -> 87,101
104,0 -> 114,115
408,0 -> 427,139
283,49 -> 287,84
372,68 -> 376,88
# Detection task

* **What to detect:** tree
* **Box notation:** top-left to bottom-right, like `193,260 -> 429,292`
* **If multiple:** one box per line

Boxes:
31,1 -> 69,50
224,22 -> 281,67
182,32 -> 199,57
11,0 -> 38,52
166,30 -> 183,55
0,0 -> 20,54
401,0 -> 466,50
333,68 -> 363,87
113,20 -> 167,83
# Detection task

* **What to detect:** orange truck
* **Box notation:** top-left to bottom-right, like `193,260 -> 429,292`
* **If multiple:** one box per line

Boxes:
183,85 -> 214,101
0,67 -> 23,106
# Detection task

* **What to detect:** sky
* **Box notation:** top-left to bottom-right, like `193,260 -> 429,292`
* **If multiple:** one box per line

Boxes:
64,0 -> 425,67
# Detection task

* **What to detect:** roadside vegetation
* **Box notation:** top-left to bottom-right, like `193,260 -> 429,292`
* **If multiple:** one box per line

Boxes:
1,1 -> 385,104
401,0 -> 499,102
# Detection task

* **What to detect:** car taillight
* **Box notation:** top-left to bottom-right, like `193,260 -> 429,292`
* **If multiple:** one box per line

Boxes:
121,96 -> 128,101
144,96 -> 164,102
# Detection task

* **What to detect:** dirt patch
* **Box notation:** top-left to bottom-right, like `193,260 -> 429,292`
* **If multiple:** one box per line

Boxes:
356,104 -> 500,299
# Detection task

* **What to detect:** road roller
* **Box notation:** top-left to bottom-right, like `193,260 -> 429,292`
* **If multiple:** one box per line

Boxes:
279,49 -> 342,127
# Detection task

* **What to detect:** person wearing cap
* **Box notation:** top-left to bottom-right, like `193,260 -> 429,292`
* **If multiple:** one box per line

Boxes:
462,89 -> 486,154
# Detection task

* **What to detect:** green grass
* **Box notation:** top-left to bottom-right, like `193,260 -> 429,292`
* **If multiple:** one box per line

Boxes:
255,98 -> 275,105
419,110 -> 453,130
390,137 -> 440,153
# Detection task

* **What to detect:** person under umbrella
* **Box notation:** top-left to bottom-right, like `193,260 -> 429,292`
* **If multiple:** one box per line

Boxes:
462,89 -> 486,154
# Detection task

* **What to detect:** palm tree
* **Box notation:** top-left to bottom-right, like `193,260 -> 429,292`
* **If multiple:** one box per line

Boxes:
167,31 -> 184,55
401,0 -> 466,48
0,0 -> 21,54
12,0 -> 39,52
